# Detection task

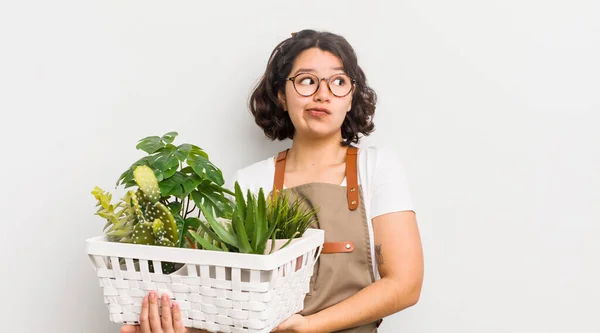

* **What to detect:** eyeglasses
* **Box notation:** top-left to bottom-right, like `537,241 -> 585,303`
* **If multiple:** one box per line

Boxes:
286,73 -> 356,97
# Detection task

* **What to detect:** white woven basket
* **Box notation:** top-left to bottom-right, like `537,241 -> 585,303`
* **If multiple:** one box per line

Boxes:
86,228 -> 324,333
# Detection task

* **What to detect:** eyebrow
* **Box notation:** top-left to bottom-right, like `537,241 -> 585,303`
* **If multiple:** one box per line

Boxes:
293,67 -> 345,75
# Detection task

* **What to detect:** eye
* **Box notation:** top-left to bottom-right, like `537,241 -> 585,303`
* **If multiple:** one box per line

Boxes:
297,75 -> 316,86
331,75 -> 347,86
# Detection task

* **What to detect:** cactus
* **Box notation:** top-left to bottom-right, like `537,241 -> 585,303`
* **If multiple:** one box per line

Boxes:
133,164 -> 161,204
92,165 -> 181,273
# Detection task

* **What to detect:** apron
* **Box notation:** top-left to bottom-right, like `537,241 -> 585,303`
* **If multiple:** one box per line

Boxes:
271,147 -> 382,333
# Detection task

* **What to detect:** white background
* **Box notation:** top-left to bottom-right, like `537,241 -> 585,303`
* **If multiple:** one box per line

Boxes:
1,1 -> 598,332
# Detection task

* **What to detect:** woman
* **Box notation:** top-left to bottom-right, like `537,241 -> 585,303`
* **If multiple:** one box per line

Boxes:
122,29 -> 423,333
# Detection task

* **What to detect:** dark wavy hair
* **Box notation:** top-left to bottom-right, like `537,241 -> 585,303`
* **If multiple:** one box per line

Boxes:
249,29 -> 377,146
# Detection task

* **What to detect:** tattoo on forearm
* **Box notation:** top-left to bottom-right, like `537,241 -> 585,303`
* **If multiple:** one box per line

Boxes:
375,244 -> 384,265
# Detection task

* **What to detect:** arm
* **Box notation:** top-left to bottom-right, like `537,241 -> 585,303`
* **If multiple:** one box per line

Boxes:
305,210 -> 424,332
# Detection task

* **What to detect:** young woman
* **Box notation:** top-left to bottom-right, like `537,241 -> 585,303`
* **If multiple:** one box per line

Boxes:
121,29 -> 423,333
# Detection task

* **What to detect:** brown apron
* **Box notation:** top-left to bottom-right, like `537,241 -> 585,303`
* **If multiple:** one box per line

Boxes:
271,147 -> 382,333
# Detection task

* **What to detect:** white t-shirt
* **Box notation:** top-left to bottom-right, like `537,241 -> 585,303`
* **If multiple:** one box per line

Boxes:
224,145 -> 415,280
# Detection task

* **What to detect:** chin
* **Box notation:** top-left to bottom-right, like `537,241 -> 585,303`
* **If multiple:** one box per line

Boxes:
299,128 -> 341,141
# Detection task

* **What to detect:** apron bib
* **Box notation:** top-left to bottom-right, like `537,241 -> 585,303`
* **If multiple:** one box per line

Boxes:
271,147 -> 381,333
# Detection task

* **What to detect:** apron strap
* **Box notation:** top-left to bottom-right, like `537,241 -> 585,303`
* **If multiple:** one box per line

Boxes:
321,241 -> 355,254
345,146 -> 359,211
272,149 -> 288,194
271,146 -> 359,211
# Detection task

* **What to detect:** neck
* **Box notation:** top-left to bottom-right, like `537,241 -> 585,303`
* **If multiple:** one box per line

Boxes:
287,133 -> 348,171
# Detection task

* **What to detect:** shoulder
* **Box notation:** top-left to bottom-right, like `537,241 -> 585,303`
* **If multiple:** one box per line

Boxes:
358,145 -> 414,215
358,145 -> 406,171
225,155 -> 275,195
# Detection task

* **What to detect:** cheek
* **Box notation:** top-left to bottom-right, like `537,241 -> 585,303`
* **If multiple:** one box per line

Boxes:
286,96 -> 309,114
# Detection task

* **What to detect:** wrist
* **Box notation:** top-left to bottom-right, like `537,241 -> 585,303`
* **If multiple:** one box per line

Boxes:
303,314 -> 322,333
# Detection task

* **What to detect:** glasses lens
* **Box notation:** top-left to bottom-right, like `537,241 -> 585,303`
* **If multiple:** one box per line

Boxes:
329,74 -> 352,97
293,73 -> 319,96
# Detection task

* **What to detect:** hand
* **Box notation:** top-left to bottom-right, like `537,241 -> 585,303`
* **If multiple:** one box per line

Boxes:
271,314 -> 310,333
120,290 -> 210,333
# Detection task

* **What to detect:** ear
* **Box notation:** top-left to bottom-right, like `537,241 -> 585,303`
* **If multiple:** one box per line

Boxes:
347,96 -> 353,113
278,90 -> 288,111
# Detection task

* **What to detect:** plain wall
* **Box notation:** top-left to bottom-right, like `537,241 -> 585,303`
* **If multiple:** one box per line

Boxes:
1,0 -> 598,332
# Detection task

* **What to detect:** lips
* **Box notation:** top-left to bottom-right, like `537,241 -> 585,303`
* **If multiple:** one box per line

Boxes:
306,107 -> 331,115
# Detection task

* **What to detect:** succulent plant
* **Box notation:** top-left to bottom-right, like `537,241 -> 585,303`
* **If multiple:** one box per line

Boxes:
188,182 -> 319,254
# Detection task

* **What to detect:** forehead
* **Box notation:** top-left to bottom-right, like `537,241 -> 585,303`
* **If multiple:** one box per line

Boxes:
291,48 -> 344,73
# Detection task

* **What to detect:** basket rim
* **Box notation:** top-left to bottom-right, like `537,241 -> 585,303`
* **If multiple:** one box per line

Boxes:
86,228 -> 324,271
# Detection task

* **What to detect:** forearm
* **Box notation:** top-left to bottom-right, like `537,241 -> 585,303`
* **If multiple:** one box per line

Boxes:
305,276 -> 420,333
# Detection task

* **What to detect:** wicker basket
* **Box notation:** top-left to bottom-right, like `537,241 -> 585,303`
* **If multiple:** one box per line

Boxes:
86,228 -> 324,333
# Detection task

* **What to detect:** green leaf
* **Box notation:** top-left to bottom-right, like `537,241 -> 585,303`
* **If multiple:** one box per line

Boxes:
188,145 -> 209,159
116,168 -> 133,187
191,182 -> 233,218
136,136 -> 164,154
269,229 -> 279,254
266,193 -> 285,241
199,203 -> 239,249
196,218 -> 221,243
188,155 -> 224,186
175,144 -> 192,161
254,188 -> 267,254
159,172 -> 201,199
279,232 -> 300,250
234,182 -> 247,222
232,208 -> 253,253
244,191 -> 256,249
161,132 -> 178,144
158,172 -> 185,198
168,202 -> 182,216
163,164 -> 179,179
155,170 -> 164,182
152,148 -> 179,172
176,216 -> 201,248
185,217 -> 201,230
188,230 -> 223,251
124,180 -> 137,189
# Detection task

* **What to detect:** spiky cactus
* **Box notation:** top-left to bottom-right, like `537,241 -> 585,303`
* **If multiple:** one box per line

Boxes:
129,165 -> 178,246
92,165 -> 181,272
92,165 -> 179,246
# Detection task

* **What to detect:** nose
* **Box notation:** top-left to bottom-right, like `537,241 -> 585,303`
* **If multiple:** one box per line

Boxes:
313,78 -> 331,102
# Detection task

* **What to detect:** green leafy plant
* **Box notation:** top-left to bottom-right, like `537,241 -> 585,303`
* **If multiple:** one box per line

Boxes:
114,131 -> 234,248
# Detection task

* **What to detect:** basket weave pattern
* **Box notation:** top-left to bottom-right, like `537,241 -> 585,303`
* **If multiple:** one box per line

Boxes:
87,229 -> 324,333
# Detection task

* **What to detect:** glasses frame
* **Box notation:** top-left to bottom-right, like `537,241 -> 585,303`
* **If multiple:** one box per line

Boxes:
286,72 -> 356,98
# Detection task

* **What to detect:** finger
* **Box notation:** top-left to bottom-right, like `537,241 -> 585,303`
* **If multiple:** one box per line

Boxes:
172,301 -> 185,332
120,325 -> 138,333
140,295 -> 151,333
160,293 -> 173,333
148,291 -> 163,332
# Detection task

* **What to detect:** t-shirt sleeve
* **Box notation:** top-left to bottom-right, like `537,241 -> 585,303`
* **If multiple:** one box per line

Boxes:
222,158 -> 274,201
223,169 -> 240,203
369,147 -> 415,218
